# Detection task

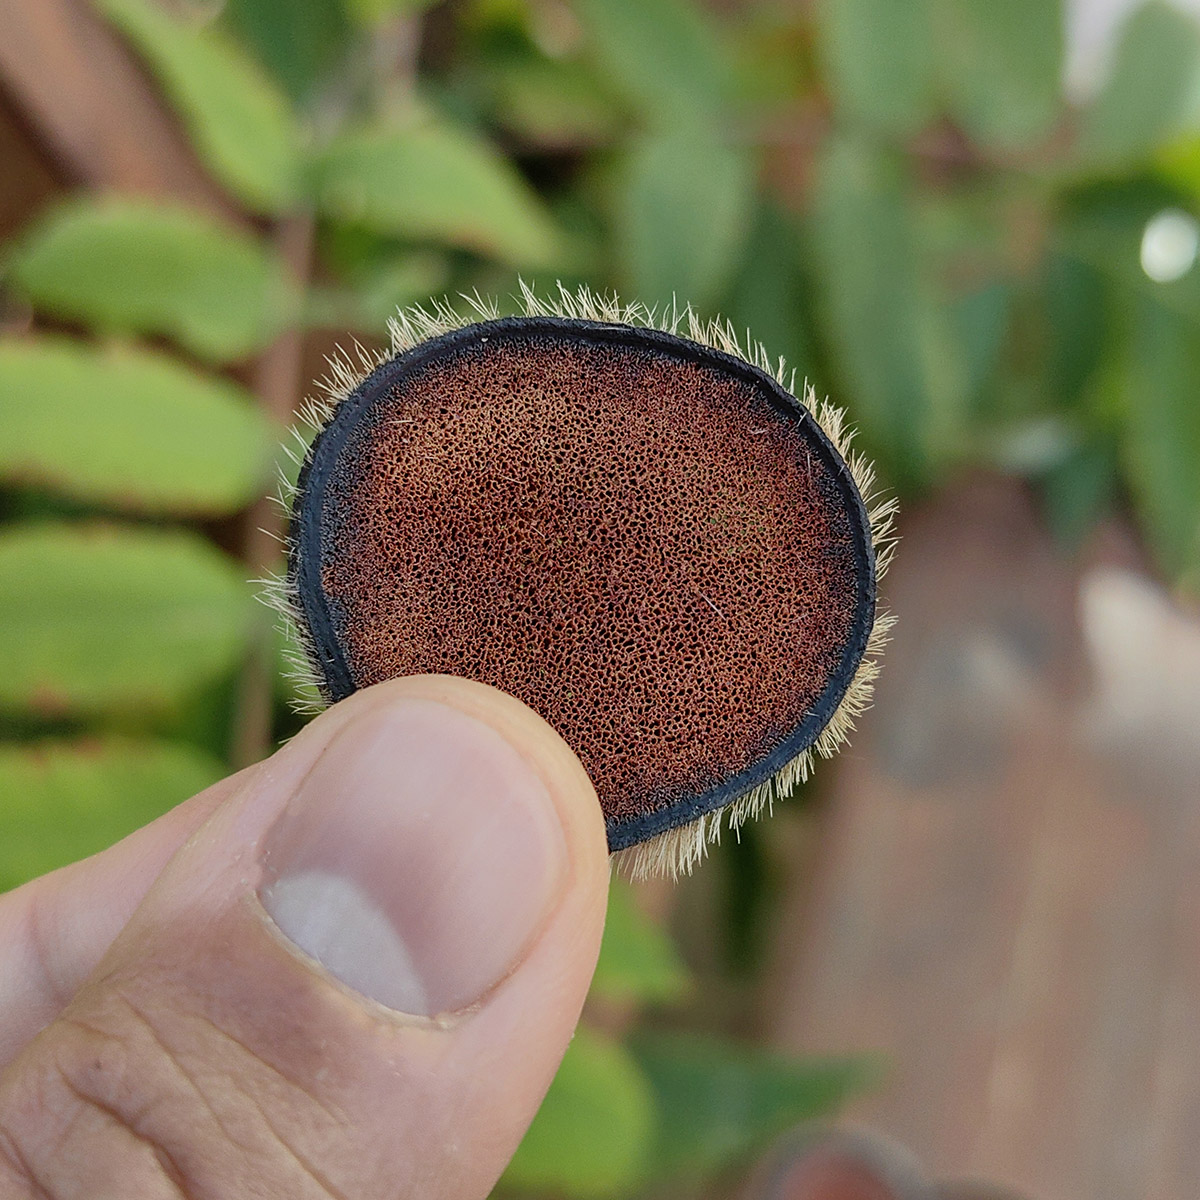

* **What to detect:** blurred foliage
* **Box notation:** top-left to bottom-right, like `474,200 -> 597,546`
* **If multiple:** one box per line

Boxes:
0,522 -> 253,715
314,116 -> 567,262
5,0 -> 1200,1193
628,1033 -> 874,1187
503,1024 -> 657,1196
0,737 -> 223,891
590,877 -> 692,1006
0,340 -> 274,508
8,199 -> 299,362
99,0 -> 304,211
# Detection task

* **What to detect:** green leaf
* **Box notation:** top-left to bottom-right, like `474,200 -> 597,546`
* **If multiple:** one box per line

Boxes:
0,337 -> 275,515
220,0 -> 353,103
0,738 -> 222,892
1057,181 -> 1200,325
1075,2 -> 1200,169
503,1026 -> 656,1197
724,203 -> 818,384
810,135 -> 963,488
1051,183 -> 1200,581
0,523 -> 253,716
306,251 -> 447,332
591,880 -> 691,1006
1042,249 -> 1107,408
616,128 -> 753,311
630,1032 -> 872,1186
817,0 -> 937,137
7,198 -> 297,363
1042,436 -> 1118,549
571,0 -> 732,126
951,281 -> 1012,411
1157,134 -> 1200,205
492,54 -> 622,149
315,117 -> 565,266
341,0 -> 437,26
934,0 -> 1063,149
1120,294 -> 1200,583
99,0 -> 302,212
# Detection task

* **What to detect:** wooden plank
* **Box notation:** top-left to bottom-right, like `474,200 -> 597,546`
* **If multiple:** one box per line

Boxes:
770,477 -> 1200,1200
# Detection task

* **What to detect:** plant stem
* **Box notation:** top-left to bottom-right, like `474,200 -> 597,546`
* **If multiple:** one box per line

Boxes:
230,211 -> 315,769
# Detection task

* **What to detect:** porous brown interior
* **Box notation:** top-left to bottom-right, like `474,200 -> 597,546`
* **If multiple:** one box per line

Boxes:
317,333 -> 860,822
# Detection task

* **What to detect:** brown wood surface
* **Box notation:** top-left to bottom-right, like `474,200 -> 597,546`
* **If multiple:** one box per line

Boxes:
771,477 -> 1200,1200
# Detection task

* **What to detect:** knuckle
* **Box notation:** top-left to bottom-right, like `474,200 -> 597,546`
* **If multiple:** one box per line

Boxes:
0,1120 -> 48,1200
0,999 -> 189,1198
0,982 -> 345,1199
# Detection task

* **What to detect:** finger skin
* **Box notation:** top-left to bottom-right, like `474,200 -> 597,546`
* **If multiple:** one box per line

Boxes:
0,676 -> 610,1200
0,687 -> 389,1065
0,772 -> 240,1065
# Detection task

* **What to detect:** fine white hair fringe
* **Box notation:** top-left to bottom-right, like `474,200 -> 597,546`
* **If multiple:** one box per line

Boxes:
257,281 -> 897,880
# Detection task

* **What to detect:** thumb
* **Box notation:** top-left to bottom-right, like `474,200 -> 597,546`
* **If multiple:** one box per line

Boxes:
0,676 -> 610,1200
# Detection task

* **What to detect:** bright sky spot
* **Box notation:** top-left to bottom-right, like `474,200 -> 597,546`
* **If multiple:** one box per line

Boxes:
1140,208 -> 1200,283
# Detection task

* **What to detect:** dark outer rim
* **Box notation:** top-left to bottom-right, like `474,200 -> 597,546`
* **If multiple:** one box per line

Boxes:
289,315 -> 878,851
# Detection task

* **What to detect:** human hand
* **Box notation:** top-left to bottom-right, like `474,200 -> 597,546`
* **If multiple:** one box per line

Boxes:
0,675 -> 610,1198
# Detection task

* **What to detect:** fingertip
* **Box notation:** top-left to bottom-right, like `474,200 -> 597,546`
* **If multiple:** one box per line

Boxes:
0,674 -> 613,1199
328,674 -> 611,895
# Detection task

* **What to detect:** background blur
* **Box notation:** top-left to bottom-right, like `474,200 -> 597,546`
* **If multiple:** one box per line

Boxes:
3,0 -> 1200,1197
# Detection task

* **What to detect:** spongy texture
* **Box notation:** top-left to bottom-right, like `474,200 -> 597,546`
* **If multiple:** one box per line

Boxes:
310,329 -> 861,828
